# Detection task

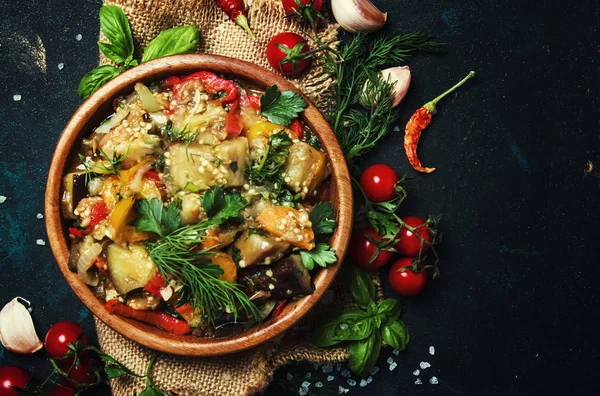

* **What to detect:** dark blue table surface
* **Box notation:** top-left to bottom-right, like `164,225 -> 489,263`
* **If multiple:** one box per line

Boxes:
1,0 -> 599,394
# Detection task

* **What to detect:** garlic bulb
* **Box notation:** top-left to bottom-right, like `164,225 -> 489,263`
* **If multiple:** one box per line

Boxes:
361,66 -> 412,109
0,297 -> 43,354
331,0 -> 387,33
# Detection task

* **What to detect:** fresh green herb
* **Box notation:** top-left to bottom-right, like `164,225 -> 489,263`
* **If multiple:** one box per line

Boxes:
78,5 -> 199,99
138,354 -> 168,396
322,32 -> 442,163
154,155 -> 166,172
231,246 -> 242,266
348,330 -> 381,378
299,243 -> 337,270
270,129 -> 294,148
164,120 -> 198,147
381,319 -> 410,351
79,147 -> 129,183
309,201 -> 337,235
355,175 -> 407,237
345,263 -> 376,310
200,185 -> 247,223
141,25 -> 199,63
213,157 -> 223,167
260,85 -> 308,126
304,131 -> 322,150
185,182 -> 202,192
135,198 -> 181,237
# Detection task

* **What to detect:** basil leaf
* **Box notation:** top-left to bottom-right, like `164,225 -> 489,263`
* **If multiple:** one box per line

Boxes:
99,5 -> 134,62
141,25 -> 199,63
348,330 -> 381,377
98,42 -> 128,64
312,309 -> 372,347
367,300 -> 384,328
381,320 -> 410,351
345,264 -> 376,309
77,65 -> 120,99
377,298 -> 401,325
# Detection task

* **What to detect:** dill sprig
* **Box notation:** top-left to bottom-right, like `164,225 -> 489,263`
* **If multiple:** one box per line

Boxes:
322,32 -> 443,163
78,146 -> 129,183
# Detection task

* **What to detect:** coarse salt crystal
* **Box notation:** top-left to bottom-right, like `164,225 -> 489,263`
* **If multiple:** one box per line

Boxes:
389,362 -> 397,371
327,376 -> 334,382
359,379 -> 368,387
36,213 -> 43,219
393,126 -> 400,132
301,381 -> 310,389
344,389 -> 349,394
336,363 -> 342,371
322,364 -> 333,373
287,373 -> 294,381
299,387 -> 308,396
392,349 -> 399,355
347,379 -> 356,387
429,376 -> 438,385
369,366 -> 379,376
429,346 -> 435,355
415,378 -> 422,385
0,196 -> 6,204
413,369 -> 420,376
36,239 -> 46,246
313,363 -> 320,370
386,357 -> 394,365
75,34 -> 82,41
366,376 -> 373,384
338,386 -> 346,394
13,94 -> 21,101
419,361 -> 431,370
315,382 -> 323,388
58,63 -> 65,70
305,373 -> 312,379
340,369 -> 351,378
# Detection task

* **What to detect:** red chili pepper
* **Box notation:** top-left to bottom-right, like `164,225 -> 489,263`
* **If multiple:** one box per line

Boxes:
144,169 -> 161,183
404,71 -> 475,173
214,0 -> 254,38
143,273 -> 165,299
182,72 -> 238,104
289,119 -> 304,139
240,90 -> 261,112
226,100 -> 243,136
89,201 -> 109,227
175,304 -> 193,314
68,227 -> 83,239
105,300 -> 192,335
271,300 -> 288,317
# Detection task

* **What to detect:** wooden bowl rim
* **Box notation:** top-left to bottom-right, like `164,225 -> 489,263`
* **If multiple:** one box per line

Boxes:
45,54 -> 352,356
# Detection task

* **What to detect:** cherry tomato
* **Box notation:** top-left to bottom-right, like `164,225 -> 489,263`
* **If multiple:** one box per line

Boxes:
59,351 -> 102,386
349,227 -> 393,270
0,366 -> 31,395
395,216 -> 434,257
49,385 -> 77,396
45,321 -> 87,359
389,258 -> 428,296
282,0 -> 323,15
266,33 -> 311,76
360,164 -> 399,203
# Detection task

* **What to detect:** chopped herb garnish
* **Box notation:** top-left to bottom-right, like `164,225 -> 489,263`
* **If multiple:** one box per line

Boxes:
309,201 -> 337,235
260,85 -> 307,126
299,243 -> 337,270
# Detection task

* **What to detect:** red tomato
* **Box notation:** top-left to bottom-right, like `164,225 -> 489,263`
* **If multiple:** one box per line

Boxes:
395,216 -> 434,257
49,385 -> 77,396
45,321 -> 87,359
389,258 -> 428,296
349,227 -> 393,270
282,0 -> 323,15
59,351 -> 102,386
360,164 -> 399,203
266,33 -> 311,76
289,119 -> 304,139
0,366 -> 31,395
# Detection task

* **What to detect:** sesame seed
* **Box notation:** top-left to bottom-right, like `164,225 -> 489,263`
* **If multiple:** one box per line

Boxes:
243,184 -> 250,190
286,289 -> 293,295
265,269 -> 273,277
238,260 -> 246,268
122,120 -> 129,127
164,152 -> 171,158
268,283 -> 275,290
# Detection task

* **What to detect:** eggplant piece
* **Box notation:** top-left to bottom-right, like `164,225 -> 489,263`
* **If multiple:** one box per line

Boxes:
106,243 -> 159,294
212,300 -> 277,338
61,172 -> 87,219
228,229 -> 290,267
237,255 -> 313,299
282,142 -> 328,198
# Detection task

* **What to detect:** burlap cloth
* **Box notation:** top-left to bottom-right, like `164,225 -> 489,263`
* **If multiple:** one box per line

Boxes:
95,1 -> 382,394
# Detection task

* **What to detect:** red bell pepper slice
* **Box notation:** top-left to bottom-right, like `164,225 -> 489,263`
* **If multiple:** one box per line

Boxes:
240,90 -> 261,112
289,119 -> 304,139
226,100 -> 243,136
144,169 -> 161,183
105,300 -> 192,336
161,76 -> 182,94
272,300 -> 288,317
181,71 -> 238,103
175,304 -> 193,314
143,273 -> 165,298
89,201 -> 109,227
68,227 -> 83,239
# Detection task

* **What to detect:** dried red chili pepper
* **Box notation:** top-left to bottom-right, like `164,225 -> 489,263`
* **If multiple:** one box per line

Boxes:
181,71 -> 238,103
105,300 -> 192,335
404,71 -> 475,173
215,0 -> 254,38
226,100 -> 243,136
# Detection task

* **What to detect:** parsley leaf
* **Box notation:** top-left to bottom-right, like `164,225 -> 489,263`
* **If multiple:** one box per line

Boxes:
201,185 -> 247,223
135,198 -> 181,237
310,201 -> 337,235
300,244 -> 337,270
260,85 -> 308,126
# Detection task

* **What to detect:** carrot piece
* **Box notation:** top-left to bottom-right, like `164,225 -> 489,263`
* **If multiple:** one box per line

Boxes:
212,253 -> 237,282
256,206 -> 314,250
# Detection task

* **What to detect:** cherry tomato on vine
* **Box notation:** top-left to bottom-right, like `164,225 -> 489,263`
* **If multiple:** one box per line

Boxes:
395,216 -> 433,257
49,385 -> 77,396
0,366 -> 31,396
45,321 -> 87,359
389,258 -> 428,296
282,0 -> 323,15
266,32 -> 311,76
349,227 -> 393,270
360,164 -> 399,203
59,351 -> 102,387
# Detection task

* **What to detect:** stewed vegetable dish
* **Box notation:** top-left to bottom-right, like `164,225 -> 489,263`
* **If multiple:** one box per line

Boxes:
62,72 -> 337,337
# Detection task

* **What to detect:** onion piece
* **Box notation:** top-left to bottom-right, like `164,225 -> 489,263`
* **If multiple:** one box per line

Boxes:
134,83 -> 162,113
149,112 -> 168,128
129,162 -> 153,193
95,109 -> 130,134
77,243 -> 102,286
0,297 -> 43,354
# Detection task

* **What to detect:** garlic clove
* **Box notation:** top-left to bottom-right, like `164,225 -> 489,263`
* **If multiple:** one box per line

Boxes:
361,66 -> 412,109
332,0 -> 387,34
0,297 -> 43,355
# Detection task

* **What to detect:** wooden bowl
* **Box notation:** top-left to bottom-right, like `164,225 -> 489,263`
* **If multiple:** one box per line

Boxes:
45,54 -> 352,356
